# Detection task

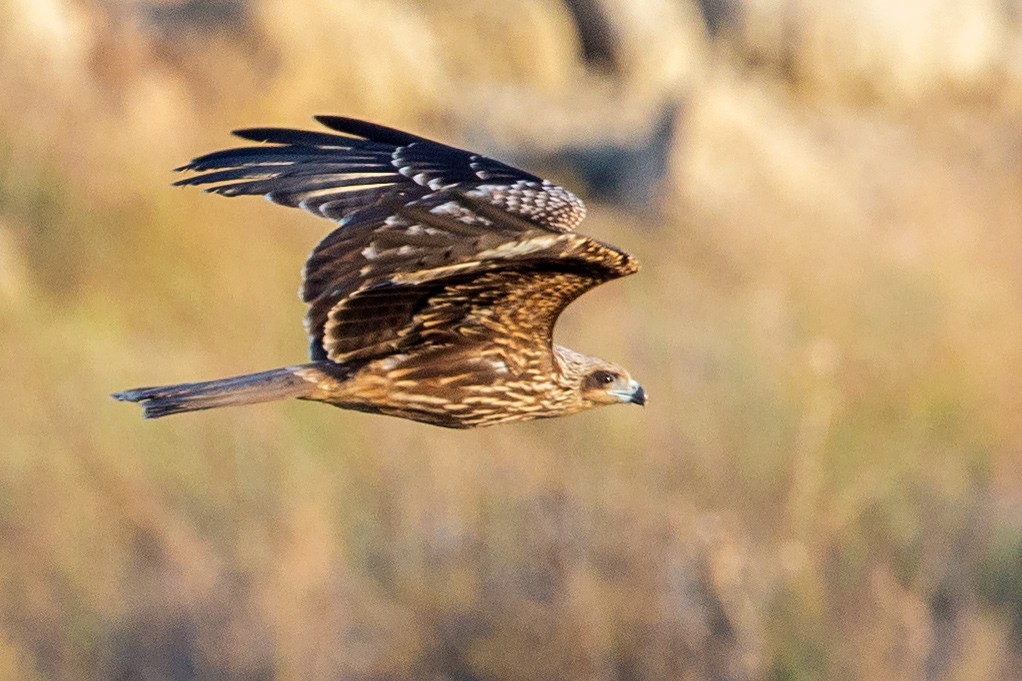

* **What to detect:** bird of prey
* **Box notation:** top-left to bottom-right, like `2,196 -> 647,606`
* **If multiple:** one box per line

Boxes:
114,116 -> 645,428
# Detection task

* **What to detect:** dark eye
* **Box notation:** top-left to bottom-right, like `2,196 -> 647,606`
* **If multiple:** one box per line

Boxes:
593,371 -> 616,385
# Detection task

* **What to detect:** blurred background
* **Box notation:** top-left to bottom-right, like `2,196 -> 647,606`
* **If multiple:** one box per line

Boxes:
2,0 -> 1022,678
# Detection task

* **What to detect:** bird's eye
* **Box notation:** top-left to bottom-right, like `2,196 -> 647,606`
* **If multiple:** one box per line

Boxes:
594,371 -> 616,385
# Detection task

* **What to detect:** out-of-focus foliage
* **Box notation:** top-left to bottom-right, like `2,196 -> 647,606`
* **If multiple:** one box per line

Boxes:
1,0 -> 1022,678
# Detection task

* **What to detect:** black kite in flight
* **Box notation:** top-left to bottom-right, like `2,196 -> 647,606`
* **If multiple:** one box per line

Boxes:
114,117 -> 645,428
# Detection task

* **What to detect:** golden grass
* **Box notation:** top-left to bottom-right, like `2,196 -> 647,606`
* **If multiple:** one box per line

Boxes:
1,0 -> 1022,678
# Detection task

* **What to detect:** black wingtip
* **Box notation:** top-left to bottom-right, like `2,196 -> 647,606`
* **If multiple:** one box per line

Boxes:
313,115 -> 436,147
230,127 -> 282,143
313,114 -> 355,129
313,115 -> 371,134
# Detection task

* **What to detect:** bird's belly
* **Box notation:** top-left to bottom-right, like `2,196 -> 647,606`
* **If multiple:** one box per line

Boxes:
325,358 -> 560,428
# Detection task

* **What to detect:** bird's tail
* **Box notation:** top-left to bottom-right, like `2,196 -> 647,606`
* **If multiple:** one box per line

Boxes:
113,365 -> 320,418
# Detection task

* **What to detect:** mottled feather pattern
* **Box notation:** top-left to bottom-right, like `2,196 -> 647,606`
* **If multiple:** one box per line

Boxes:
116,117 -> 643,427
468,181 -> 586,233
314,228 -> 635,364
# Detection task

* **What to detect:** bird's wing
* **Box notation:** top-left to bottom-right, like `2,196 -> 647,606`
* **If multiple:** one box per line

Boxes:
301,197 -> 638,364
174,116 -> 587,233
174,116 -> 635,363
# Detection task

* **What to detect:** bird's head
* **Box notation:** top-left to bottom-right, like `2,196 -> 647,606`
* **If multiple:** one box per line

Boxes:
554,346 -> 646,410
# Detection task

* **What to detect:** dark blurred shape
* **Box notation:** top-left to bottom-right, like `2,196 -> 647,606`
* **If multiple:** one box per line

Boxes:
140,0 -> 250,36
536,97 -> 682,213
561,0 -> 621,72
693,0 -> 740,36
978,530 -> 1022,639
112,613 -> 201,681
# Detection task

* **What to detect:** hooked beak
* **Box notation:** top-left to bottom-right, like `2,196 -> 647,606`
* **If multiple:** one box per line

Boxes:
612,379 -> 646,406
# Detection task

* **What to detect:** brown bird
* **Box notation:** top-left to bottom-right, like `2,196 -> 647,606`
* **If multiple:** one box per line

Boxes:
114,116 -> 645,428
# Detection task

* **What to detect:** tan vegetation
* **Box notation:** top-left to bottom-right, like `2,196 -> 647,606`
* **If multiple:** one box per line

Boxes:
2,0 -> 1022,678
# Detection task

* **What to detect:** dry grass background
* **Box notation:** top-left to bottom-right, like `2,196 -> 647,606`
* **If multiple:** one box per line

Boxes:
1,0 -> 1022,678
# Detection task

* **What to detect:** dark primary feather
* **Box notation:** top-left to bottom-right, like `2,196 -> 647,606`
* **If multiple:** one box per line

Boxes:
314,116 -> 435,146
173,116 -> 633,366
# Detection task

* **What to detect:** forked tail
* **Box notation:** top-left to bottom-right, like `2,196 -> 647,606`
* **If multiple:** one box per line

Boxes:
113,366 -> 320,418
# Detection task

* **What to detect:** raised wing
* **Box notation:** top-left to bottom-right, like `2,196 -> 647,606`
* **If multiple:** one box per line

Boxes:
174,117 -> 634,364
174,116 -> 587,233
303,199 -> 638,364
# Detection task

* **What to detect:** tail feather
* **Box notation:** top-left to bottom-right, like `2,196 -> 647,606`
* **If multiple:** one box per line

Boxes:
113,366 -> 318,418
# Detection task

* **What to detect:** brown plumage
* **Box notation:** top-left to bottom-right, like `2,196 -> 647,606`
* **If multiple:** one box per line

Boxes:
114,116 -> 645,428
